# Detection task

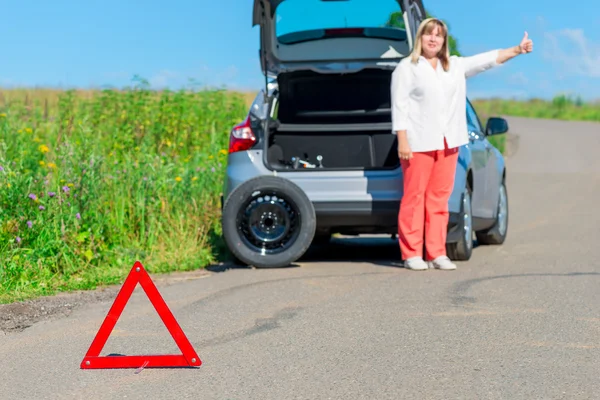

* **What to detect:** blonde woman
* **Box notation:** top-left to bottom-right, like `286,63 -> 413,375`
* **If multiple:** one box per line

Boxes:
391,18 -> 533,271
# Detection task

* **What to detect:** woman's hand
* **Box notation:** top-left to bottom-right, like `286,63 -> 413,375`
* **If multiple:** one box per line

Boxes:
496,31 -> 534,64
518,31 -> 533,54
397,132 -> 413,161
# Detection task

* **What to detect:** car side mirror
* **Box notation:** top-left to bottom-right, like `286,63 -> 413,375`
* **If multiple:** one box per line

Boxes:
485,117 -> 509,136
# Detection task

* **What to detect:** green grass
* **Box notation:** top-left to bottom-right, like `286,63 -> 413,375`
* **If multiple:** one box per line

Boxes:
472,95 -> 600,154
0,84 -> 248,303
472,95 -> 600,122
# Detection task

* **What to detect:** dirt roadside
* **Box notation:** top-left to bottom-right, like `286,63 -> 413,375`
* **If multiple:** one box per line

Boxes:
0,267 -> 215,334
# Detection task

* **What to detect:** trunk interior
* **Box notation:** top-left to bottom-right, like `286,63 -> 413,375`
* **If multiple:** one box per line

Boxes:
266,69 -> 399,171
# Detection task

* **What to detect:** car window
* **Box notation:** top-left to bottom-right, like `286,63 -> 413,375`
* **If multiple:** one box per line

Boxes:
466,100 -> 483,133
275,0 -> 406,43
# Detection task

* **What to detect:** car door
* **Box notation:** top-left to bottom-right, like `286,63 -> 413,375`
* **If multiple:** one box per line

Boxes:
471,102 -> 502,218
466,99 -> 491,220
252,0 -> 427,79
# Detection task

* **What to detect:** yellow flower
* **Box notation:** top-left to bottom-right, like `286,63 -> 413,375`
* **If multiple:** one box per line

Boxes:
25,128 -> 32,134
33,137 -> 41,143
17,129 -> 23,134
47,162 -> 57,169
39,144 -> 50,153
219,149 -> 228,156
39,161 -> 46,166
0,113 -> 6,118
6,183 -> 10,188
67,183 -> 74,187
175,176 -> 182,182
192,177 -> 198,182
208,155 -> 214,160
134,147 -> 140,152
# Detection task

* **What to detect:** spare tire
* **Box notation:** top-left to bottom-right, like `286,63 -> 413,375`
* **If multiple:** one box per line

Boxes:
221,176 -> 316,268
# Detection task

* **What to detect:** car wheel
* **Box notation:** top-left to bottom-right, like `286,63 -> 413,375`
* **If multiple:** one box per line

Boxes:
476,180 -> 508,245
222,176 -> 316,268
446,184 -> 474,261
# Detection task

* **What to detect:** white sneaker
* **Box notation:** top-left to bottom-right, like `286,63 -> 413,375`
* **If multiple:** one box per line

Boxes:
429,256 -> 457,270
404,257 -> 429,271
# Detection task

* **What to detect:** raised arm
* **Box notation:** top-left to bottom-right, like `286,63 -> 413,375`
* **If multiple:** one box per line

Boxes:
462,31 -> 533,78
496,31 -> 534,63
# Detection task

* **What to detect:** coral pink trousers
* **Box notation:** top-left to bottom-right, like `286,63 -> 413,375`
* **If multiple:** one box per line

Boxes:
398,139 -> 459,260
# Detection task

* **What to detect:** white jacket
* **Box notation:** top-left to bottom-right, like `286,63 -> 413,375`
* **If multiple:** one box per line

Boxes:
391,50 -> 500,152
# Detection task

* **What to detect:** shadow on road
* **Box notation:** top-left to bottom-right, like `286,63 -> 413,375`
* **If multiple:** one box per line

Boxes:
207,235 -> 482,272
206,235 -> 405,273
300,236 -> 403,269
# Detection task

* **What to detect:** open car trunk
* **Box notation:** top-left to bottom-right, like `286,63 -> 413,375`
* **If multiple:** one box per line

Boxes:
266,69 -> 399,171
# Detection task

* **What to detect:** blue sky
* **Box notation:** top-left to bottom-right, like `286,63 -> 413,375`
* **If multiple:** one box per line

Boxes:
1,0 -> 599,100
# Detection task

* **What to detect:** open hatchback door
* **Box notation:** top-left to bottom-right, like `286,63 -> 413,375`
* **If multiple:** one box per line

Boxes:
252,0 -> 426,76
251,0 -> 428,172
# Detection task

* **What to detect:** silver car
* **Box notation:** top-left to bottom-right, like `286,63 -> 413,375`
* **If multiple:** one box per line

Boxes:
221,0 -> 509,268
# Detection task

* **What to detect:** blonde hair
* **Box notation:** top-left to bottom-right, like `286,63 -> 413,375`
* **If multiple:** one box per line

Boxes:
410,18 -> 450,71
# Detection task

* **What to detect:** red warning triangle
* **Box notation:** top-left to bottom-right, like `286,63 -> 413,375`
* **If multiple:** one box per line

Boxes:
80,261 -> 201,369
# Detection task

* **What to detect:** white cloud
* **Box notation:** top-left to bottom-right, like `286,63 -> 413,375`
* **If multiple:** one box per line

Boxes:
543,28 -> 600,77
0,78 -> 17,87
467,89 -> 531,100
507,71 -> 529,85
149,70 -> 181,88
144,65 -> 243,90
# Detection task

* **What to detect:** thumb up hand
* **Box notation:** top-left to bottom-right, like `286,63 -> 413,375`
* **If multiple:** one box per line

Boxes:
519,31 -> 533,53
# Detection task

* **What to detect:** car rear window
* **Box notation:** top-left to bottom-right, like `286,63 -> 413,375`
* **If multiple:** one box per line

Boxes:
275,0 -> 406,44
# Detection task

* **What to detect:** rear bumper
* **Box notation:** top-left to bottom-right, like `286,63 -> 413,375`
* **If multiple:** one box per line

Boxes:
313,200 -> 460,238
222,190 -> 459,238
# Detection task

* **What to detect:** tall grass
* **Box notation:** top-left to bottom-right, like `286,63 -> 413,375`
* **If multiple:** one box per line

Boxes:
0,83 -> 248,302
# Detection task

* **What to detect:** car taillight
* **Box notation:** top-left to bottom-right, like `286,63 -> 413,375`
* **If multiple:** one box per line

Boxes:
228,116 -> 256,153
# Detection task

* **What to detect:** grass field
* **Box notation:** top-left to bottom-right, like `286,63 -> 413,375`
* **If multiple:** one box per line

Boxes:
0,85 -> 247,302
1,87 -> 598,303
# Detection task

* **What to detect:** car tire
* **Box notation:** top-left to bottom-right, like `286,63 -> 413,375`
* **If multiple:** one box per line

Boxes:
476,180 -> 508,245
446,184 -> 474,261
222,176 -> 316,268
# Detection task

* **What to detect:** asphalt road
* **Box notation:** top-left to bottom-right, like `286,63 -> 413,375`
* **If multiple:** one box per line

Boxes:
1,116 -> 599,400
